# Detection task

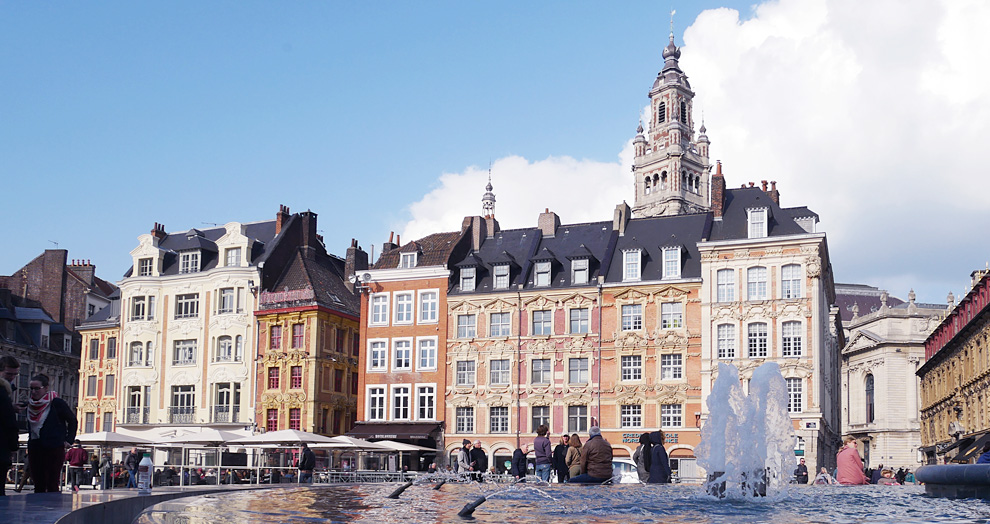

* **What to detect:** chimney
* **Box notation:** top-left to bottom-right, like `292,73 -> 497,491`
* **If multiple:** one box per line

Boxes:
382,231 -> 398,254
345,239 -> 369,293
485,216 -> 500,238
300,210 -> 318,259
613,201 -> 630,236
538,208 -> 560,238
151,222 -> 167,241
468,216 -> 487,251
761,180 -> 768,192
768,181 -> 780,205
70,259 -> 95,285
711,161 -> 726,220
275,205 -> 291,235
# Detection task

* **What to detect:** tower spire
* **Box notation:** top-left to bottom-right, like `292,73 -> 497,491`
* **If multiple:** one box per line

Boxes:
482,164 -> 496,218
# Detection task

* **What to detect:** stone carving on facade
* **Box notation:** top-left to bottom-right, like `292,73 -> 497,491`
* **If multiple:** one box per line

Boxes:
261,391 -> 306,409
654,329 -> 689,348
523,295 -> 555,310
563,337 -> 595,352
560,392 -> 592,406
81,399 -> 99,411
764,247 -> 784,257
711,305 -> 740,322
655,287 -> 690,300
805,257 -> 822,279
614,332 -> 650,349
210,313 -> 248,331
207,365 -> 248,384
700,252 -> 720,261
741,303 -> 775,320
526,394 -> 552,406
99,399 -> 117,411
169,319 -> 200,337
612,288 -> 649,302
168,370 -> 197,385
527,339 -> 556,354
123,370 -> 159,387
482,298 -> 516,312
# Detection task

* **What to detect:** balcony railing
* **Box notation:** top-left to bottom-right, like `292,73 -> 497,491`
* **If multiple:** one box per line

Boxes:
169,406 -> 196,424
125,407 -> 149,424
213,405 -> 239,423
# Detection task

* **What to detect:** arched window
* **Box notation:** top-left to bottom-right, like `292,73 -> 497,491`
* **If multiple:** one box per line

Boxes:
235,335 -> 243,361
680,101 -> 687,123
658,101 -> 666,124
644,177 -> 652,194
652,173 -> 659,187
129,342 -> 144,367
865,374 -> 875,423
216,335 -> 233,362
660,171 -> 667,190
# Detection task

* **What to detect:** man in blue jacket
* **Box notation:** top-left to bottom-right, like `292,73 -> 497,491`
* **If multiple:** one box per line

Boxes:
648,431 -> 672,483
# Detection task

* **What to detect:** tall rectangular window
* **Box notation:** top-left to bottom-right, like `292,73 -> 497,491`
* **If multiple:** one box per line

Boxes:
531,359 -> 551,384
218,288 -> 235,314
392,386 -> 410,420
571,259 -> 589,285
266,409 -> 279,431
493,264 -> 510,289
225,247 -> 241,267
87,375 -> 97,396
748,208 -> 767,238
532,406 -> 550,431
569,308 -> 589,334
717,269 -> 735,302
335,329 -> 345,352
290,366 -> 302,388
532,310 -> 552,335
661,404 -> 682,428
270,325 -> 282,350
781,264 -> 802,299
717,324 -> 736,359
534,261 -> 551,287
138,258 -> 153,276
394,293 -> 413,324
292,324 -> 304,348
267,367 -> 280,389
490,359 -> 511,385
490,312 -> 511,337
84,412 -> 95,433
568,358 -> 588,384
460,267 -> 476,291
131,297 -> 147,321
334,369 -> 343,392
417,386 -> 435,419
621,405 -> 642,428
782,321 -> 803,357
89,339 -> 99,360
456,407 -> 474,433
661,354 -> 683,380
747,267 -> 768,300
417,338 -> 437,370
370,341 -> 387,371
289,408 -> 301,430
621,355 -> 642,381
179,251 -> 200,274
107,337 -> 116,359
393,339 -> 412,370
169,385 -> 195,424
172,340 -> 197,365
174,294 -> 199,319
490,406 -> 509,433
623,250 -> 641,281
103,412 -> 113,432
399,252 -> 417,268
621,304 -> 643,331
457,314 -> 476,338
368,387 -> 385,420
104,374 -> 115,395
568,405 -> 588,433
786,378 -> 803,413
663,247 -> 681,279
419,291 -> 438,323
661,302 -> 683,329
456,361 -> 476,386
748,323 -> 768,358
371,294 -> 389,325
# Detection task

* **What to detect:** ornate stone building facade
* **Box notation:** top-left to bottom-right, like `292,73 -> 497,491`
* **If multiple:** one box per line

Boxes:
77,291 -> 121,433
919,270 -> 990,463
838,285 -> 944,469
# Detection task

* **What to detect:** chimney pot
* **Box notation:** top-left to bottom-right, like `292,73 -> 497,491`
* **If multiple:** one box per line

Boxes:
761,180 -> 768,191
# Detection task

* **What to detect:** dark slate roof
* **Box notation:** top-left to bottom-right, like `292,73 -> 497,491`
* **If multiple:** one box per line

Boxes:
14,307 -> 54,323
124,220 -> 279,277
834,283 -> 905,322
267,250 -> 360,316
708,187 -> 812,241
782,206 -> 819,220
605,213 -> 710,283
374,231 -> 463,269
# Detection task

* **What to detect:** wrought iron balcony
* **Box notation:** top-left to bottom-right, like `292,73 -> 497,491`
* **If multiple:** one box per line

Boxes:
124,406 -> 149,424
212,405 -> 239,423
168,406 -> 196,424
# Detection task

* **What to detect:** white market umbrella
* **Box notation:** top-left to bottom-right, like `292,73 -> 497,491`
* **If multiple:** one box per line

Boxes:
326,435 -> 392,450
157,429 -> 245,486
373,440 -> 438,452
229,429 -> 338,446
75,431 -> 153,447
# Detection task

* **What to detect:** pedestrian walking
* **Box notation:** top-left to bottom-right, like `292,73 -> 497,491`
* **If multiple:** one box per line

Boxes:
26,374 -> 77,493
565,433 -> 582,479
533,425 -> 553,482
65,440 -> 88,492
552,435 -> 570,483
632,433 -> 651,483
125,447 -> 140,488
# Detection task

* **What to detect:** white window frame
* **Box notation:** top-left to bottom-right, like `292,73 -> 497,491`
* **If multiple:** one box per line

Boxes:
455,360 -> 476,386
568,357 -> 589,384
418,289 -> 439,324
571,258 -> 589,285
489,312 -> 511,337
623,249 -> 642,282
391,385 -> 411,420
393,292 -> 414,325
661,404 -> 683,428
138,258 -> 153,276
786,377 -> 803,413
399,252 -> 417,269
370,294 -> 390,326
535,261 -> 551,287
174,293 -> 199,319
455,406 -> 474,433
568,405 -> 588,433
215,335 -> 235,362
392,338 -> 412,371
782,321 -> 803,357
717,324 -> 736,359
531,358 -> 551,385
493,264 -> 510,289
456,314 -> 476,339
416,384 -> 436,420
416,337 -> 437,370
225,247 -> 241,267
747,266 -> 768,300
748,208 -> 768,239
218,288 -> 235,314
460,267 -> 476,291
660,353 -> 683,380
621,304 -> 643,331
532,310 -> 552,336
489,359 -> 511,385
748,322 -> 768,358
368,339 -> 388,372
621,355 -> 642,381
531,405 -> 550,432
660,302 -> 683,329
179,251 -> 200,274
620,404 -> 643,428
489,406 -> 510,434
367,386 -> 386,421
172,339 -> 197,366
569,308 -> 589,334
662,247 -> 681,279
716,269 -> 735,302
781,264 -> 802,299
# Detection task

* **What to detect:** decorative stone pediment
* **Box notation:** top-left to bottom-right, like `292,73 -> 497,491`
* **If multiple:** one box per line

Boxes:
563,337 -> 595,352
526,394 -> 552,406
711,306 -> 739,322
210,314 -> 249,331
613,289 -> 648,302
489,341 -> 515,356
655,330 -> 689,347
448,300 -> 477,313
656,286 -> 690,300
778,302 -> 811,319
487,395 -> 512,407
169,319 -> 201,337
805,257 -> 822,279
448,395 -> 477,408
123,370 -> 159,387
560,293 -> 596,307
522,295 -> 555,309
168,370 -> 197,386
527,339 -> 556,354
778,361 -> 813,378
482,298 -> 516,311
560,393 -> 592,406
208,365 -> 248,384
741,303 -> 775,320
614,332 -> 649,349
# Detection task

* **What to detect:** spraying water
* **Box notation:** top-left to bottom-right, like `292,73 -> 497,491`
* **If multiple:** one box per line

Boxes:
696,362 -> 797,500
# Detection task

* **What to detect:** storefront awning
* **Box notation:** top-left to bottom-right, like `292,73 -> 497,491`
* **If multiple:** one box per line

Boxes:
345,422 -> 442,441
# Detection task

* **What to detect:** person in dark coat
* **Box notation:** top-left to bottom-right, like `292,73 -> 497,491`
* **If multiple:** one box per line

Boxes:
510,443 -> 529,480
26,374 -> 77,493
125,448 -> 140,488
469,440 -> 488,482
794,457 -> 809,484
632,433 -> 652,483
298,443 -> 316,483
870,463 -> 884,484
0,362 -> 20,496
647,431 -> 671,484
552,434 -> 570,483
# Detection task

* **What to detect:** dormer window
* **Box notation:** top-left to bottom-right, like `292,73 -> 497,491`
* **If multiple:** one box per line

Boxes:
623,250 -> 642,282
138,258 -> 153,276
572,259 -> 589,285
493,264 -> 510,289
662,247 -> 681,280
748,208 -> 768,239
225,248 -> 241,267
460,267 -> 476,291
534,261 -> 551,287
180,251 -> 200,274
399,252 -> 417,269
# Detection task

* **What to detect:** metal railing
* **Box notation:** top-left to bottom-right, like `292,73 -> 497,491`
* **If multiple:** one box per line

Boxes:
212,406 -> 239,423
125,406 -> 149,424
169,406 -> 196,424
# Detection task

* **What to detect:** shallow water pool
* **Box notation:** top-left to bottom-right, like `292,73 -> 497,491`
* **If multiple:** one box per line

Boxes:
133,483 -> 990,524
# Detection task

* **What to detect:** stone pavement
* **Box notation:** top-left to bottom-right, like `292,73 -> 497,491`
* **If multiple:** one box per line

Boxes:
1,483 -> 291,524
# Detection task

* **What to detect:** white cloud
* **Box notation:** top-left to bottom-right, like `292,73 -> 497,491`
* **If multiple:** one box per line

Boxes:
400,0 -> 990,302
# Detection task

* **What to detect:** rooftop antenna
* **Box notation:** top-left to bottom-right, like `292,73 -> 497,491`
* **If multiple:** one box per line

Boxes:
48,240 -> 58,248
201,222 -> 220,227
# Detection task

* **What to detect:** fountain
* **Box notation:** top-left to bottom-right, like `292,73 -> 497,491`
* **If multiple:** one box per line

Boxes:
695,362 -> 797,499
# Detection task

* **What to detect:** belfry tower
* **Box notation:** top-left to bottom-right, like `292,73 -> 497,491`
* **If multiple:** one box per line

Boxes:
631,29 -> 711,218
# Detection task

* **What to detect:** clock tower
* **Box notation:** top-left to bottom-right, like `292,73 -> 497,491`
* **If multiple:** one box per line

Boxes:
631,32 -> 711,218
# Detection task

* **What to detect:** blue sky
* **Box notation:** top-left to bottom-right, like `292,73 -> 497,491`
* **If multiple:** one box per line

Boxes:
3,1 -> 989,306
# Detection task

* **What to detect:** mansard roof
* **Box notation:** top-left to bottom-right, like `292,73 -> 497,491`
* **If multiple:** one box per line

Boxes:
264,249 -> 359,316
708,187 -> 815,241
374,231 -> 464,269
605,213 -> 710,283
125,220 -> 278,277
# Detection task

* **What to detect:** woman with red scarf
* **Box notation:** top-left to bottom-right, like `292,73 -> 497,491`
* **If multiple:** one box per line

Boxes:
27,374 -> 76,493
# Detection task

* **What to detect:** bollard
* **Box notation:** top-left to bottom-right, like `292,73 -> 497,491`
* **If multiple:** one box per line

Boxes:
458,494 -> 488,517
433,480 -> 446,490
387,480 -> 414,499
